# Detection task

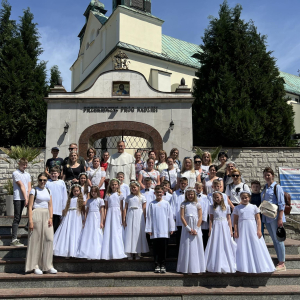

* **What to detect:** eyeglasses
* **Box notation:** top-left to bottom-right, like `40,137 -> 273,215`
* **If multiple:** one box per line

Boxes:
39,179 -> 47,182
232,174 -> 240,178
69,148 -> 76,151
194,160 -> 202,164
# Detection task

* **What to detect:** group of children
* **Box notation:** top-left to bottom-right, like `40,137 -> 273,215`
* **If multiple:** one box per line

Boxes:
29,164 -> 275,274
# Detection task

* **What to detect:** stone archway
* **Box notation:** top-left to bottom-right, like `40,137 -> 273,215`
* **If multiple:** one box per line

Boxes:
78,121 -> 163,158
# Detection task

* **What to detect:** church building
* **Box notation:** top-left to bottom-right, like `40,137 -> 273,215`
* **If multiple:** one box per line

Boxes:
45,0 -> 300,160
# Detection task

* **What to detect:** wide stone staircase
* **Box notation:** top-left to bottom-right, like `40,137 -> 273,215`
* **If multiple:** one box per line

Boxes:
0,216 -> 300,299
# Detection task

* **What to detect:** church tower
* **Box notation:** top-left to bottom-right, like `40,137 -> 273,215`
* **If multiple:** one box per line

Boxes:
113,0 -> 151,14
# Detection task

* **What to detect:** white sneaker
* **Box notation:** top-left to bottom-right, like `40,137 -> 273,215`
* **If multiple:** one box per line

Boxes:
47,268 -> 57,274
135,254 -> 141,260
34,268 -> 43,275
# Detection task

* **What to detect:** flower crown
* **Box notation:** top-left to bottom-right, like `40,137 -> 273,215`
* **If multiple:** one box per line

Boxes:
130,181 -> 140,187
110,178 -> 120,184
185,187 -> 196,192
91,185 -> 100,190
72,184 -> 82,189
79,172 -> 88,178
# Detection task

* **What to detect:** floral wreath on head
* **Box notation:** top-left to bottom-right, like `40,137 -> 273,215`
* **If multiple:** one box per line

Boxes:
78,172 -> 88,178
91,185 -> 100,190
110,178 -> 120,185
130,180 -> 140,187
71,183 -> 82,189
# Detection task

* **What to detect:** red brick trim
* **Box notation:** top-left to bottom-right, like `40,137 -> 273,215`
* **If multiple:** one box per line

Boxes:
78,121 -> 163,158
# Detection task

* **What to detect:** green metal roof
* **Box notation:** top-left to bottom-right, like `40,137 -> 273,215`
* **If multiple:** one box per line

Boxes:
92,10 -> 108,25
280,72 -> 300,95
118,5 -> 164,22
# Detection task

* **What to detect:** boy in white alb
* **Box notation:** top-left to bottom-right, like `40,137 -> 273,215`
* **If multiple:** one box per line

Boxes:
145,185 -> 175,273
171,177 -> 188,252
162,181 -> 172,204
11,158 -> 31,246
117,172 -> 130,209
45,166 -> 68,232
195,182 -> 209,248
140,178 -> 155,213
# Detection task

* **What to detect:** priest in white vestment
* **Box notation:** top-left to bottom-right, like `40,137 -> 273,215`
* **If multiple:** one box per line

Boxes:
106,141 -> 135,185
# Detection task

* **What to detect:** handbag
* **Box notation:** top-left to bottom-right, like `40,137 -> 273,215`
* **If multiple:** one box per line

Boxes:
259,200 -> 278,219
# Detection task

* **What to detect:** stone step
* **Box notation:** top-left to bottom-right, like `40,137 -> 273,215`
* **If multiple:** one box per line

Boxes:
0,270 -> 300,289
0,226 -> 27,235
0,216 -> 28,226
0,235 -> 28,246
1,255 -> 300,273
0,285 -> 299,299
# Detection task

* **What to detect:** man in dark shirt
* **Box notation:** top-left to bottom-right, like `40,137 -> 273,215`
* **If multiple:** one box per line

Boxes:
63,143 -> 86,169
45,147 -> 64,177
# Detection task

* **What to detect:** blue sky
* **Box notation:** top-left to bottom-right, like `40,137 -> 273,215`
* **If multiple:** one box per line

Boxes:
7,0 -> 300,91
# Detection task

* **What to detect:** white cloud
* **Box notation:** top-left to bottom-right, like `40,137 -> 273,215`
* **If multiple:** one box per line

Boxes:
38,26 -> 79,92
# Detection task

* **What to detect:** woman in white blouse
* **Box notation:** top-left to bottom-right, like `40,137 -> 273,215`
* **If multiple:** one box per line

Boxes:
138,158 -> 160,189
176,157 -> 200,189
160,157 -> 180,191
25,172 -> 57,275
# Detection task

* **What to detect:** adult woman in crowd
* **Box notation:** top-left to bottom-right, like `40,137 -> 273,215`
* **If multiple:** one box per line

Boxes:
25,172 -> 56,275
134,151 -> 144,180
155,150 -> 168,173
138,158 -> 160,189
176,157 -> 200,189
203,165 -> 223,195
194,155 -> 207,181
216,151 -> 228,179
170,148 -> 182,170
201,151 -> 212,173
261,167 -> 286,271
63,152 -> 85,191
161,156 -> 180,191
225,168 -> 250,210
88,157 -> 106,198
100,151 -> 110,171
85,147 -> 96,170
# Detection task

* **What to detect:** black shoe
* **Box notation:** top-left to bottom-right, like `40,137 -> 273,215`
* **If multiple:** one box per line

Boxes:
160,265 -> 166,273
154,265 -> 160,273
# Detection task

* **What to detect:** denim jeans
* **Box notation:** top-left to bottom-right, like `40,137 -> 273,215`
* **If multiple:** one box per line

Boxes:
265,218 -> 285,262
12,200 -> 25,240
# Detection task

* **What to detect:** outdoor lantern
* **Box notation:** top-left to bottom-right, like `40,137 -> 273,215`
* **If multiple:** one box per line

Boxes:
64,123 -> 70,134
169,120 -> 175,131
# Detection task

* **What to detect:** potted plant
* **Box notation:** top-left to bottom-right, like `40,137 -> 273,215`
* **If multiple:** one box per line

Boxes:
3,180 -> 14,216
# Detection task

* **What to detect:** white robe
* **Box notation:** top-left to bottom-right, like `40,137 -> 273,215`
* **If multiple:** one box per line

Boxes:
46,179 -> 68,216
106,152 -> 136,185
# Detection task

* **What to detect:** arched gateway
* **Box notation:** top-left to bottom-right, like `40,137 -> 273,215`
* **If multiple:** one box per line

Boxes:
78,121 -> 163,159
45,69 -> 194,160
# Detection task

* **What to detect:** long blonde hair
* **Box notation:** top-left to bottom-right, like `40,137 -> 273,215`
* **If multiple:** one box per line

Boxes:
183,188 -> 197,204
130,182 -> 142,200
106,179 -> 121,196
181,157 -> 195,174
213,192 -> 226,211
63,185 -> 85,216
202,151 -> 212,166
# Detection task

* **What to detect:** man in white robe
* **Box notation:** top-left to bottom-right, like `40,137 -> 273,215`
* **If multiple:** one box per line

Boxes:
106,141 -> 135,185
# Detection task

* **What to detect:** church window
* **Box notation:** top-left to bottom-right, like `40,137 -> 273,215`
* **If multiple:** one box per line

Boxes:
97,28 -> 100,37
90,29 -> 95,43
131,0 -> 144,10
86,42 -> 90,50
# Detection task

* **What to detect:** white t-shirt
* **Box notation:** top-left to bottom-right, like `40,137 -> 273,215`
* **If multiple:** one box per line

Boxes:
201,165 -> 210,172
88,168 -> 106,189
30,187 -> 51,209
178,170 -> 198,188
13,169 -> 31,200
160,168 -> 180,189
225,182 -> 251,205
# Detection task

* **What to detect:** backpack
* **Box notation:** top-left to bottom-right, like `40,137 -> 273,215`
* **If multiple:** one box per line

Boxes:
274,184 -> 292,215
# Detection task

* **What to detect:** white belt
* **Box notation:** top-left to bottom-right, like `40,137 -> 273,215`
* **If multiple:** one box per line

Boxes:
130,207 -> 139,210
214,217 -> 227,221
68,208 -> 77,211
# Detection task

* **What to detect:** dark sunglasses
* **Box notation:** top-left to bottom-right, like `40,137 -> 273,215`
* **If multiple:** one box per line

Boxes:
194,160 -> 202,164
69,147 -> 76,151
232,174 -> 240,178
39,179 -> 47,182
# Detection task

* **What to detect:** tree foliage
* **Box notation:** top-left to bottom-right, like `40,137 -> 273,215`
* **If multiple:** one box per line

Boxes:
192,1 -> 295,147
49,65 -> 61,89
0,1 -> 49,147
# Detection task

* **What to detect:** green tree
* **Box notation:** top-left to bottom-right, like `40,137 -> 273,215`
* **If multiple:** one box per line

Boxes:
49,65 -> 61,89
0,2 -> 48,147
192,1 -> 295,147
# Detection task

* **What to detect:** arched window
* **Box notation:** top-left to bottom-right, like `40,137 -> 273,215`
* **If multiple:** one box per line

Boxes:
90,29 -> 95,43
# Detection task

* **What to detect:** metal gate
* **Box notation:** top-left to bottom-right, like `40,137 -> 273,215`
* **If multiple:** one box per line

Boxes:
94,133 -> 152,161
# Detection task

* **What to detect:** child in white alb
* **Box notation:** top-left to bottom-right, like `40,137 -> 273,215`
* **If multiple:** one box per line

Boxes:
117,172 -> 130,209
195,182 -> 209,249
46,166 -> 68,233
205,191 -> 236,273
177,187 -> 206,274
145,185 -> 175,273
233,191 -> 275,273
140,177 -> 155,213
78,173 -> 90,205
123,181 -> 149,259
77,186 -> 104,259
53,184 -> 85,258
101,179 -> 126,260
162,181 -> 173,204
